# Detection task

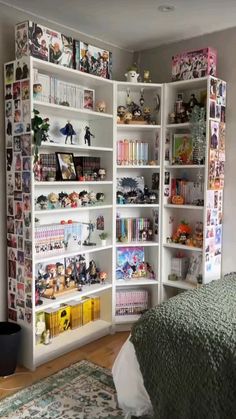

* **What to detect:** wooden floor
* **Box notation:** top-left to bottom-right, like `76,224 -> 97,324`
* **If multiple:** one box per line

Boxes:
0,331 -> 129,400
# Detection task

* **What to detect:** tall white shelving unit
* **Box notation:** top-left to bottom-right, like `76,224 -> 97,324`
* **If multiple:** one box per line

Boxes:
114,82 -> 163,329
5,54 -> 226,368
161,76 -> 226,300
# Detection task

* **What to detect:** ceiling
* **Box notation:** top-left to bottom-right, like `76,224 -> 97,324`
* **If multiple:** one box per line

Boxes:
3,0 -> 236,51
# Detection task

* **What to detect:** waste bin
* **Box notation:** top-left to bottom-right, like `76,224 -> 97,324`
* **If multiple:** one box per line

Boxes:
0,322 -> 21,376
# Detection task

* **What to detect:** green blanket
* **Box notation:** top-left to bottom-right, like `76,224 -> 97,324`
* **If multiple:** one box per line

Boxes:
130,276 -> 236,419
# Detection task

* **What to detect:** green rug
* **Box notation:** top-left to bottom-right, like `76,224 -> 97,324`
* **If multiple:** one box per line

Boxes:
0,360 -> 126,418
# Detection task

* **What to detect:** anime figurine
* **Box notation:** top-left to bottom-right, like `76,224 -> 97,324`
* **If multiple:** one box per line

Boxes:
88,191 -> 97,205
48,192 -> 59,209
36,194 -> 48,210
84,126 -> 95,146
96,192 -> 105,202
79,190 -> 89,206
98,168 -> 106,180
60,121 -> 76,144
68,191 -> 79,207
99,271 -> 107,283
125,65 -> 140,83
87,260 -> 99,284
96,100 -> 106,113
58,192 -> 70,208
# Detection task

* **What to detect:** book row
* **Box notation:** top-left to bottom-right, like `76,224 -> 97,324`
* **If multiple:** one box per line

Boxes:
117,140 -> 151,166
115,289 -> 149,316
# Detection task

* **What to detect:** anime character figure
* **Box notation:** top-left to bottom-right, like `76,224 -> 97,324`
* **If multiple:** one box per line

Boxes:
60,121 -> 76,144
48,192 -> 59,209
68,191 -> 79,207
84,126 -> 95,146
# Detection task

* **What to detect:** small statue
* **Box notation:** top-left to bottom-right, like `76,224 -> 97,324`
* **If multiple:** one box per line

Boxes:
79,190 -> 89,206
98,168 -> 106,180
96,192 -> 105,202
48,192 -> 59,209
68,191 -> 79,208
36,194 -> 48,210
60,121 -> 76,144
96,100 -> 106,113
143,70 -> 152,83
125,65 -> 139,83
84,126 -> 95,146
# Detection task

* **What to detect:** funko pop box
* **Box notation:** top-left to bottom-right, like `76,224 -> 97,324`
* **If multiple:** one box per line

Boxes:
172,47 -> 217,81
15,21 -> 74,68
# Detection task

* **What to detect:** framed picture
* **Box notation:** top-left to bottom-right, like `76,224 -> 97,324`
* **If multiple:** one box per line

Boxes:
173,133 -> 193,164
56,152 -> 77,180
83,88 -> 95,110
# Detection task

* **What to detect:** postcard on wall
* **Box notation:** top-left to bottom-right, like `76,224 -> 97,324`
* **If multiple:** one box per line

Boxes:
173,133 -> 193,164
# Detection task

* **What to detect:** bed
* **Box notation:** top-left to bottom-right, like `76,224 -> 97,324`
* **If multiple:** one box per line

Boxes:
112,275 -> 236,418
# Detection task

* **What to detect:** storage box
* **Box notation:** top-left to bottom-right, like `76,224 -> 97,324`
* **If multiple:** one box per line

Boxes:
15,21 -> 73,68
172,48 -> 217,81
171,257 -> 189,279
70,300 -> 83,329
82,297 -> 92,325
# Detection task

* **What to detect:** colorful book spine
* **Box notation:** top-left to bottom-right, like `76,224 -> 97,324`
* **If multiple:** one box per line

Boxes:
116,140 -> 149,166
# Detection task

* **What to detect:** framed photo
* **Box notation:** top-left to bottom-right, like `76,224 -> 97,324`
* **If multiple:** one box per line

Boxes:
56,152 -> 77,180
173,133 -> 193,164
83,88 -> 95,110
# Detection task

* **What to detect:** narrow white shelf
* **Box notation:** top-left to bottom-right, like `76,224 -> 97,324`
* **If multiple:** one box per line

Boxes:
35,283 -> 112,312
39,142 -> 113,153
166,122 -> 191,129
162,280 -> 197,290
34,181 -> 113,187
117,124 -> 161,130
116,278 -> 158,287
33,57 -> 113,88
165,164 -> 205,169
116,165 -> 160,169
166,76 -> 208,89
116,81 -> 163,90
34,243 -> 113,264
34,100 -> 113,121
163,243 -> 203,252
164,204 -> 204,210
35,319 -> 111,367
115,314 -> 141,324
116,241 -> 159,248
35,205 -> 112,216
117,204 -> 159,208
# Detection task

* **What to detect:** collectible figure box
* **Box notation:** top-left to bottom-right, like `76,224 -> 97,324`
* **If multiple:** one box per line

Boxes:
73,40 -> 112,79
15,21 -> 73,68
172,47 -> 217,81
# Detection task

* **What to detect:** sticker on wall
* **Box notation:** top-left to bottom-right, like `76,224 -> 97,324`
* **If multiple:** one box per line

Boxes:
5,63 -> 14,84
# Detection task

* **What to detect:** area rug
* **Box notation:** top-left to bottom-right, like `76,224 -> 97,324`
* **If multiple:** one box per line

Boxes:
0,360 -> 126,418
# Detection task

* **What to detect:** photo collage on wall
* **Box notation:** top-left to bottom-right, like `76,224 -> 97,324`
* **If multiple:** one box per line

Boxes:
5,57 -> 32,325
205,77 -> 226,277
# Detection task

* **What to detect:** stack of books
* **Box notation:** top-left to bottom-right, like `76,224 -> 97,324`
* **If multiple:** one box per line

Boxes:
74,156 -> 101,179
116,289 -> 149,316
116,217 -> 153,243
117,140 -> 149,166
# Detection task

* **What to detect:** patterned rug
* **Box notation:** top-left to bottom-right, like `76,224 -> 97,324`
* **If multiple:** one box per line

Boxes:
0,360 -> 126,418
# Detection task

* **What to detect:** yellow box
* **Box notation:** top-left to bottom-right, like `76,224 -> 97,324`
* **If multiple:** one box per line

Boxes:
91,296 -> 100,321
44,307 -> 60,338
82,297 -> 92,325
58,304 -> 71,333
70,300 -> 83,329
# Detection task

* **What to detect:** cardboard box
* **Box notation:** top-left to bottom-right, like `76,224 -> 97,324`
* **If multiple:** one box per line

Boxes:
172,48 -> 217,81
15,21 -> 73,68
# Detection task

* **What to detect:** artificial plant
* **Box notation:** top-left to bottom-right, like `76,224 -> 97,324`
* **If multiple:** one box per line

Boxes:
31,109 -> 50,162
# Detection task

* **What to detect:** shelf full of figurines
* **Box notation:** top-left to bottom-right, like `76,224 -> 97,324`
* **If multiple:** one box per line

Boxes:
35,255 -> 108,305
117,87 -> 160,125
168,92 -> 205,125
166,220 -> 203,249
35,190 -> 106,211
116,174 -> 159,205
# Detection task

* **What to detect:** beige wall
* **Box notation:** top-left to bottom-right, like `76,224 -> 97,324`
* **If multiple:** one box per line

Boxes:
135,27 -> 236,276
0,3 -> 133,320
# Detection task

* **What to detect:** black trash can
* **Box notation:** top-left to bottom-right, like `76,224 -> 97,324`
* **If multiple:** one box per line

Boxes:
0,322 -> 21,376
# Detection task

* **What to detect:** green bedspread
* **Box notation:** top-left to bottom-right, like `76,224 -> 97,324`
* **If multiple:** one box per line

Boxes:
130,276 -> 236,419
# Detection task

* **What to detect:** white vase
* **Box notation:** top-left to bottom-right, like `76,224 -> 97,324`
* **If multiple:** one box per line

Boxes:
101,239 -> 107,246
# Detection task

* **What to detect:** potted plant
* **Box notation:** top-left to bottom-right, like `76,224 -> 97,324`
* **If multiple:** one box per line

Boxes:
31,109 -> 50,162
99,232 -> 108,246
47,170 -> 56,181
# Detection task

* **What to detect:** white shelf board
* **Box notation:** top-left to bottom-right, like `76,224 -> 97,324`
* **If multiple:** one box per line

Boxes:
117,204 -> 159,208
117,123 -> 161,130
163,243 -> 203,252
116,278 -> 158,287
165,164 -> 205,169
116,241 -> 159,248
116,81 -> 162,90
32,57 -> 113,88
166,122 -> 191,129
34,181 -> 113,187
34,320 -> 111,367
115,314 -> 141,324
162,280 -> 197,290
34,243 -> 113,264
35,205 -> 112,216
116,165 -> 160,169
167,76 -> 208,89
39,142 -> 113,153
35,283 -> 112,312
34,100 -> 113,121
164,204 -> 204,210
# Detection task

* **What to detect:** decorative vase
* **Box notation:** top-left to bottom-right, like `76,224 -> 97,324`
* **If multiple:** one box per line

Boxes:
101,239 -> 107,246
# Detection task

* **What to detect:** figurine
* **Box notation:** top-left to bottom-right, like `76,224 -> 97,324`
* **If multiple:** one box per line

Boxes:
123,112 -> 133,124
65,266 -> 73,287
84,126 -> 95,146
48,192 -> 59,209
139,88 -> 145,107
60,121 -> 76,144
79,190 -> 89,206
88,191 -> 97,205
117,105 -> 126,120
126,88 -> 132,106
77,255 -> 87,284
58,192 -> 70,208
143,70 -> 152,83
117,191 -> 125,205
98,168 -> 106,180
68,191 -> 79,208
86,260 -> 99,284
96,192 -> 105,202
96,100 -> 106,113
143,106 -> 152,124
99,271 -> 107,283
36,194 -> 48,210
82,221 -> 96,246
125,65 -> 139,83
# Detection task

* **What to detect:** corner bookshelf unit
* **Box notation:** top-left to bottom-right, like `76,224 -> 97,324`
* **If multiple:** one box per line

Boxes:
114,81 -> 163,329
161,76 -> 226,301
4,55 -> 226,368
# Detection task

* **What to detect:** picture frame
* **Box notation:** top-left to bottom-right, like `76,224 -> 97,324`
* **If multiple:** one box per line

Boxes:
83,88 -> 95,110
173,133 -> 193,164
56,152 -> 77,181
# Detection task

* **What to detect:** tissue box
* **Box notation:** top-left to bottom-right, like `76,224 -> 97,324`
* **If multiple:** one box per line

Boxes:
172,47 -> 217,81
15,21 -> 73,68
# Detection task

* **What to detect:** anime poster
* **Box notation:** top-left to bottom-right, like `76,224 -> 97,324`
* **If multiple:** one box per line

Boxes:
116,247 -> 144,279
15,22 -> 29,59
74,40 -> 112,79
28,22 -> 49,61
